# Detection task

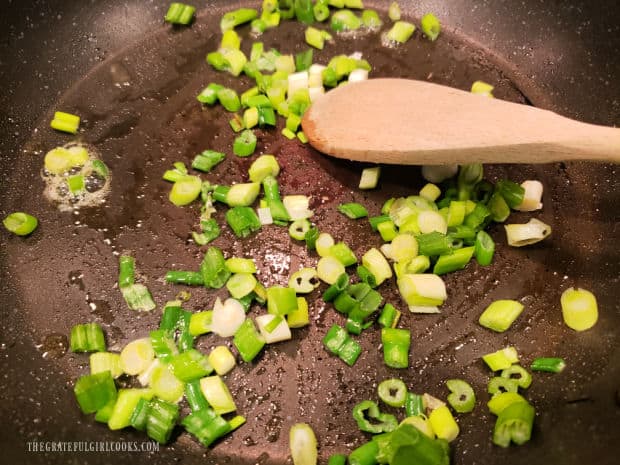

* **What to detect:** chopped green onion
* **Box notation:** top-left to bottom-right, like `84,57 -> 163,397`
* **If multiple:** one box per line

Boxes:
90,352 -> 122,379
289,423 -> 318,465
233,129 -> 257,157
433,246 -> 474,275
226,273 -> 258,299
322,273 -> 349,302
483,347 -> 519,371
386,21 -> 415,43
381,328 -> 410,369
416,232 -> 452,256
295,49 -> 313,72
170,175 -> 202,206
226,182 -> 260,207
352,400 -> 398,434
420,13 -> 441,41
418,210 -> 447,235
165,271 -> 204,286
50,111 -> 80,134
200,375 -> 237,415
331,9 -> 362,31
362,9 -> 382,29
304,226 -> 320,250
329,242 -> 358,266
66,174 -> 85,194
338,202 -> 369,219
515,180 -> 544,212
446,379 -> 476,413
165,3 -> 195,25
248,155 -> 280,182
182,407 -> 232,447
388,2 -> 401,21
496,180 -> 525,209
377,220 -> 398,242
228,415 -> 246,431
348,441 -> 379,465
560,287 -> 598,331
129,397 -> 150,432
378,378 -> 408,408
530,357 -> 566,373
108,389 -> 154,430
226,206 -> 261,237
233,318 -> 265,362
493,401 -> 535,447
267,286 -> 298,315
225,257 -> 257,274
356,265 -> 377,288
500,364 -> 532,389
369,215 -> 391,231
359,166 -> 381,189
488,192 -> 511,222
70,323 -> 106,352
197,83 -> 224,105
397,273 -> 446,307
504,218 -> 552,247
208,346 -> 236,376
4,212 -> 39,236
362,248 -> 392,286
200,246 -> 231,289
189,311 -> 213,336
221,7 -> 258,31
487,392 -> 527,416
256,314 -> 292,343
74,371 -> 117,414
163,162 -> 188,182
317,256 -> 347,284
428,405 -> 459,442
289,219 -> 311,241
474,230 -> 495,266
378,303 -> 401,328
210,298 -> 246,337
287,297 -> 310,328
118,255 -> 135,288
471,80 -> 494,97
405,392 -> 424,418
289,267 -> 319,294
169,349 -> 213,382
120,338 -> 155,376
328,455 -> 347,465
146,398 -> 180,444
221,29 -> 241,50
121,284 -> 156,312
185,379 -> 209,412
479,299 -> 525,332
149,329 -> 179,363
192,150 -> 225,173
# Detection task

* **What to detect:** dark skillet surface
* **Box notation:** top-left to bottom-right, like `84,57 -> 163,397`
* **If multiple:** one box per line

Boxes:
0,1 -> 619,465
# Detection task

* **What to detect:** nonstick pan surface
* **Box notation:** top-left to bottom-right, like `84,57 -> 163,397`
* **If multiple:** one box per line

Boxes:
0,1 -> 618,464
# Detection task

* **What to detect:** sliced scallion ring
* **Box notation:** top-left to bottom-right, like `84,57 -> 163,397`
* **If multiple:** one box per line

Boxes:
377,378 -> 408,408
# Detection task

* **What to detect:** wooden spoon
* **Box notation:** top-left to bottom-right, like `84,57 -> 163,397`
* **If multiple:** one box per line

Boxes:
301,78 -> 620,165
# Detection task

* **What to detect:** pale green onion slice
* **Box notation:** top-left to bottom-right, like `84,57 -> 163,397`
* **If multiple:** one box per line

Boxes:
390,234 -> 418,263
90,352 -> 123,379
289,268 -> 320,294
359,166 -> 381,189
386,21 -> 416,44
397,274 -> 447,307
226,273 -> 257,299
483,347 -> 519,371
400,416 -> 435,438
419,183 -> 441,202
418,211 -> 447,235
428,405 -> 459,442
388,2 -> 401,21
225,257 -> 257,274
120,338 -> 155,376
283,195 -> 313,220
514,180 -> 543,212
362,248 -> 392,285
317,256 -> 346,285
316,232 -> 335,257
561,287 -> 598,331
150,363 -> 184,403
248,154 -> 280,182
409,305 -> 440,314
471,80 -> 494,97
208,346 -> 236,376
479,300 -> 525,332
289,423 -> 318,465
200,375 -> 237,414
504,218 -> 551,247
169,175 -> 202,206
256,314 -> 292,343
210,298 -> 246,337
421,165 -> 458,183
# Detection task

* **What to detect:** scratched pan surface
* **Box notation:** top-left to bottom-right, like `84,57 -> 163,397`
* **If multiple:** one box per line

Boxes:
0,1 -> 619,464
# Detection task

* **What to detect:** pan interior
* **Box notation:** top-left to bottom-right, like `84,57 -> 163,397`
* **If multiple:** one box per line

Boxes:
2,6 -> 618,465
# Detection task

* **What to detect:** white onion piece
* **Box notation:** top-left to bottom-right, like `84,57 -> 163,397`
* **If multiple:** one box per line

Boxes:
514,180 -> 543,212
504,218 -> 552,247
211,298 -> 246,337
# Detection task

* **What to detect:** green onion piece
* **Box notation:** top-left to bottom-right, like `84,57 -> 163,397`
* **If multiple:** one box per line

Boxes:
531,357 -> 566,373
362,9 -> 382,29
457,164 -> 483,200
464,203 -> 491,231
267,286 -> 298,316
375,423 -> 451,464
338,202 -> 369,219
226,206 -> 261,238
149,329 -> 178,363
329,242 -> 358,267
129,397 -> 150,431
294,0 -> 315,24
493,401 -> 535,447
483,347 -> 519,371
313,3 -> 330,22
446,379 -> 476,413
386,21 -> 415,43
338,337 -> 363,366
200,375 -> 237,415
357,265 -> 377,288
159,304 -> 182,334
474,230 -> 495,266
488,192 -> 511,222
416,232 -> 452,256
561,287 -> 598,331
226,273 -> 258,299
170,175 -> 202,206
249,155 -> 280,182
118,255 -> 135,289
221,29 -> 241,50
208,345 -> 236,376
295,49 -> 313,72
331,9 -> 362,31
487,392 -> 527,416
369,215 -> 391,231
70,323 -> 106,353
420,13 -> 441,41
348,441 -> 379,465
362,248 -> 392,286
501,364 -> 532,389
388,2 -> 401,21
226,182 -> 260,207
504,218 -> 552,247
189,311 -> 213,336
471,80 -> 494,97
233,318 -> 265,362
74,371 -> 117,414
108,388 -> 154,430
50,110 -> 80,134
287,297 -> 310,328
243,107 -> 258,129
404,392 -> 424,417
163,163 -> 188,183
381,328 -> 410,369
262,175 -> 290,222
322,273 -> 349,302
322,324 -> 348,355
216,88 -> 241,112
192,150 -> 225,173
120,338 -> 154,376
317,256 -> 347,284
66,174 -> 85,194
258,106 -> 277,127
165,271 -> 204,286
420,183 -> 441,202
359,166 -> 381,190
303,226 -> 319,250
488,377 -> 519,395
146,398 -> 179,444
446,201 -> 466,227
432,246 -> 475,275
95,398 -> 117,423
378,303 -> 401,328
228,415 -> 246,432
193,218 -> 220,246
90,352 -> 122,378
197,83 -> 224,104
233,130 -> 257,157
378,379 -> 408,408
334,291 -> 358,314
305,26 -> 326,49
252,18 -> 267,34
344,0 -> 364,8
352,400 -> 398,434
225,258 -> 257,274
182,407 -> 232,447
288,268 -> 319,294
165,3 -> 195,25
185,380 -> 209,412
297,131 -> 309,144
479,299 -> 525,332
377,220 -> 398,242
169,349 -> 213,382
201,246 -> 231,289
221,7 -> 258,31
289,219 -> 311,241
328,455 -> 347,465
496,180 -> 525,209
289,423 -> 318,465
428,405 -> 459,442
